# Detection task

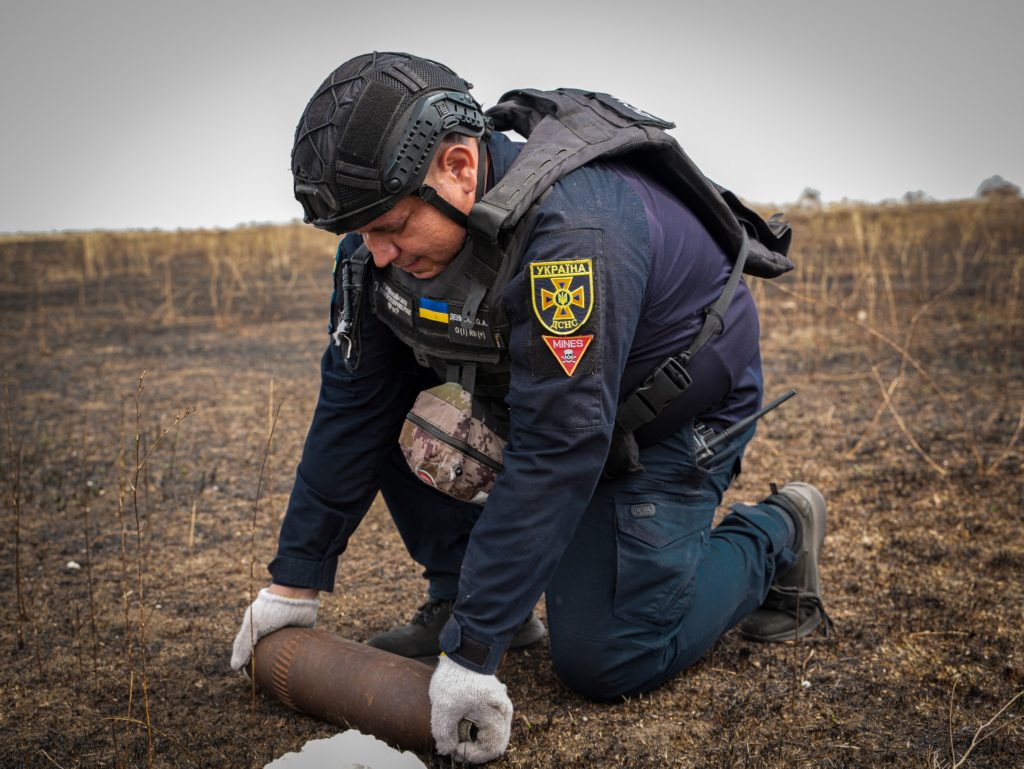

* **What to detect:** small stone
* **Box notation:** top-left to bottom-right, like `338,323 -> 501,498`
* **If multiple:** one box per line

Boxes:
66,561 -> 82,570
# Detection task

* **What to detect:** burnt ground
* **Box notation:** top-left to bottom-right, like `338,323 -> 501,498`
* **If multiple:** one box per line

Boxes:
1,203 -> 1023,768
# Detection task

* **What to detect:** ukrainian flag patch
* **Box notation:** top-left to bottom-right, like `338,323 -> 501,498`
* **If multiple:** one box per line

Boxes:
418,297 -> 449,324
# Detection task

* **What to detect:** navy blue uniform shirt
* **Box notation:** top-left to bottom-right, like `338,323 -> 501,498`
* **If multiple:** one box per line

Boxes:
270,132 -> 762,673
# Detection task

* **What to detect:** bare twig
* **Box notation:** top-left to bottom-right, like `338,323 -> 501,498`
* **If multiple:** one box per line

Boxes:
845,372 -> 902,459
125,371 -> 194,769
3,371 -> 29,651
870,366 -> 948,476
38,749 -> 69,769
984,402 -> 1024,476
249,395 -> 284,709
73,598 -> 84,678
104,716 -> 201,765
35,278 -> 51,355
845,288 -> 935,459
267,378 -> 275,509
80,425 -> 100,682
948,675 -> 959,767
186,469 -> 208,559
115,399 -> 134,752
131,374 -> 155,769
948,678 -> 1024,768
187,498 -> 199,555
772,283 -> 940,390
967,714 -> 1024,755
772,281 -> 983,471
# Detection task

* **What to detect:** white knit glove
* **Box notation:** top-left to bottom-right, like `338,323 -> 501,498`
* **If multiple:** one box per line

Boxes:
429,654 -> 512,764
230,587 -> 319,671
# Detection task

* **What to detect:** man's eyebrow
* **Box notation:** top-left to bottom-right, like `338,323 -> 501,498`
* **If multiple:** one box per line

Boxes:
363,215 -> 406,234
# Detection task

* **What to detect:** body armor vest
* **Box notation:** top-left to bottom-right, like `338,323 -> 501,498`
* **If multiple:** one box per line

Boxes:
334,88 -> 794,442
369,240 -> 515,414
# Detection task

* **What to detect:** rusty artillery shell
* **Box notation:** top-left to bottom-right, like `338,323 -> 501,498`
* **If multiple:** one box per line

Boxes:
253,627 -> 435,751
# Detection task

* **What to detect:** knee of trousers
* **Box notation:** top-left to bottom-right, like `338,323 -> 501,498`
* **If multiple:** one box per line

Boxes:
549,628 -> 674,702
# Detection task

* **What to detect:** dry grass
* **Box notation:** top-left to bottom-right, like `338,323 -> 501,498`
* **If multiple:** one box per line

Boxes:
1,199 -> 1022,768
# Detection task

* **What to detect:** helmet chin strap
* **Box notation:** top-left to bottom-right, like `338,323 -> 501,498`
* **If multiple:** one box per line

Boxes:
416,185 -> 468,229
415,142 -> 489,232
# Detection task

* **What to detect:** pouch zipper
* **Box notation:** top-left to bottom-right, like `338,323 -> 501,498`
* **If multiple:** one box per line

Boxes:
405,411 -> 504,472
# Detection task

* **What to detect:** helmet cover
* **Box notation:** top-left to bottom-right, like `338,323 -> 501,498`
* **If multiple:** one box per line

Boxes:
291,52 -> 487,233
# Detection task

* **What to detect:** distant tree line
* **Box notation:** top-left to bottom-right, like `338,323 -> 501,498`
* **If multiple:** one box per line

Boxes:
790,175 -> 1020,208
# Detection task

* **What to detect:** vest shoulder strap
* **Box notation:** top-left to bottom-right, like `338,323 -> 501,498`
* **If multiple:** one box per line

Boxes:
469,88 -> 793,278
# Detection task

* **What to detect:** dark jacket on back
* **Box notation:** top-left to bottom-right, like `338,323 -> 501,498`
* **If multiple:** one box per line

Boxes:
270,131 -> 763,673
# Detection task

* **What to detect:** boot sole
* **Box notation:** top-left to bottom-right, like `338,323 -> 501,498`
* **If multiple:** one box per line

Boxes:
738,606 -> 823,642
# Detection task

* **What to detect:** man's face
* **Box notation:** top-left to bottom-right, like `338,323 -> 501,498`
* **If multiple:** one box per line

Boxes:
358,143 -> 476,280
357,194 -> 465,280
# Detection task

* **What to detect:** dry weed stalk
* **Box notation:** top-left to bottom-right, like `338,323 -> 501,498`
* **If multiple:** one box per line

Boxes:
163,430 -> 178,501
104,716 -> 201,765
3,371 -> 30,652
38,748 -> 70,769
72,598 -> 84,678
79,431 -> 100,681
115,371 -> 194,767
771,281 -> 986,474
1008,255 -> 1024,324
152,257 -> 177,325
186,468 -> 209,558
115,399 -> 134,762
869,366 -> 948,476
248,393 -> 284,709
945,676 -> 1023,768
206,250 -> 230,328
266,379 -> 275,508
845,244 -> 964,462
983,402 -> 1024,475
34,278 -> 51,355
845,369 -> 902,460
879,254 -> 897,328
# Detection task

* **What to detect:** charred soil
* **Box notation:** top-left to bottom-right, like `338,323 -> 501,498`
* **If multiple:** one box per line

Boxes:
1,203 -> 1023,768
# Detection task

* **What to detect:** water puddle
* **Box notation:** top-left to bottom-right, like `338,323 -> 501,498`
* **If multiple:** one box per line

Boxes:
263,730 -> 427,769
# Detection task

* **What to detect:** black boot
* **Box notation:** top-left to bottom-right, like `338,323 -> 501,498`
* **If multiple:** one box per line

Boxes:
367,599 -> 546,661
739,482 -> 833,642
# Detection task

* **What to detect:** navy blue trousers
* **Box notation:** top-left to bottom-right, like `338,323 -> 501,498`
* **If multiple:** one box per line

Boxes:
379,423 -> 795,700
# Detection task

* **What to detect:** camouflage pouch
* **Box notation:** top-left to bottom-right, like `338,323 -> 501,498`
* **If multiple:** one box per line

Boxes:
400,382 -> 506,504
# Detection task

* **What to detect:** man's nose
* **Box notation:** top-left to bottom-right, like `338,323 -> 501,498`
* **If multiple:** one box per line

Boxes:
364,234 -> 399,267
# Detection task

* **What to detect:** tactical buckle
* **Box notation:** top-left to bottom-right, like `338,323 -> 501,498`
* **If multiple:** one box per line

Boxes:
635,356 -> 692,416
615,355 -> 692,434
654,355 -> 692,392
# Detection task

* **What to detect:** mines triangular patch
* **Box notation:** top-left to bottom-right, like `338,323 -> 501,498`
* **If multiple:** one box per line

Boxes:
542,334 -> 594,376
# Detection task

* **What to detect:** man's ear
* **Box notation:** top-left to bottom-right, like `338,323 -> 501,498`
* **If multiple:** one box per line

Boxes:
434,141 -> 479,196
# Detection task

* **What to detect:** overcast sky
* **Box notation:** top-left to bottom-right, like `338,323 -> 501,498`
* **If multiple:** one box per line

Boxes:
1,0 -> 1020,233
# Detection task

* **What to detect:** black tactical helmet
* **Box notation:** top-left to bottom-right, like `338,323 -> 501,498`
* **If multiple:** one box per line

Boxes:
292,52 -> 489,234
